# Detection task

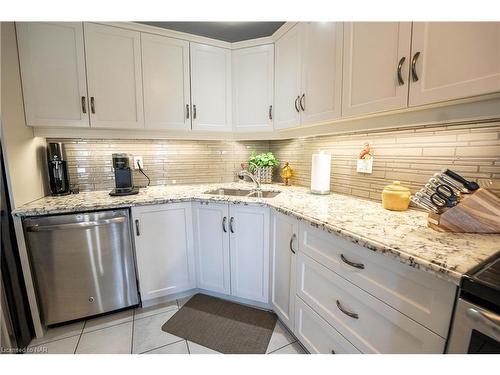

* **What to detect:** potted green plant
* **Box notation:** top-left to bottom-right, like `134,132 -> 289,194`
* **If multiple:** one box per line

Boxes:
248,151 -> 280,184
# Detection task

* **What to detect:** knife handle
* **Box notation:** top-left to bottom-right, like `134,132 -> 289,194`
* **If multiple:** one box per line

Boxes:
443,169 -> 479,191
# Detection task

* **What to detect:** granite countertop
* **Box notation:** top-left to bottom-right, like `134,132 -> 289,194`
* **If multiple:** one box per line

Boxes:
13,182 -> 500,285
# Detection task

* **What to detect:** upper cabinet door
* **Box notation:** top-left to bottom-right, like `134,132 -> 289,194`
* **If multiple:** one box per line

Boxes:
409,22 -> 500,106
300,22 -> 343,125
232,44 -> 274,132
190,43 -> 232,132
84,23 -> 144,129
16,22 -> 89,127
142,33 -> 191,130
274,24 -> 302,130
342,22 -> 412,117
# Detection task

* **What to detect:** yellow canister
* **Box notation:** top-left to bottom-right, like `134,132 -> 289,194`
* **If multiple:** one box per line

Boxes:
382,181 -> 411,211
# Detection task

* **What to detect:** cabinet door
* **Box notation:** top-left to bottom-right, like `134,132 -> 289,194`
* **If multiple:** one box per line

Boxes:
232,44 -> 274,132
190,43 -> 232,131
16,22 -> 89,127
142,33 -> 191,130
192,203 -> 231,294
229,206 -> 270,303
274,24 -> 302,129
270,211 -> 298,330
409,22 -> 500,106
132,203 -> 196,302
84,23 -> 144,129
300,22 -> 343,125
342,22 -> 412,117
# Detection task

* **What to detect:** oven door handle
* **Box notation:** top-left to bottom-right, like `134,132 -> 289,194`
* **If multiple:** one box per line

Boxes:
467,308 -> 500,336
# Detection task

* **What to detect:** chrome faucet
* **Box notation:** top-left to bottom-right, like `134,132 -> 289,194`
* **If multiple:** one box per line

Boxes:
238,170 -> 261,190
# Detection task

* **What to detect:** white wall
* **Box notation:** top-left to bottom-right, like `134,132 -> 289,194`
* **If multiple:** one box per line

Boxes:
1,22 -> 47,209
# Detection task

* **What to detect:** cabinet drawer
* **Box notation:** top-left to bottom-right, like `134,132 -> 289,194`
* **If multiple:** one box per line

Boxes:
295,296 -> 361,354
296,252 -> 445,353
299,222 -> 455,337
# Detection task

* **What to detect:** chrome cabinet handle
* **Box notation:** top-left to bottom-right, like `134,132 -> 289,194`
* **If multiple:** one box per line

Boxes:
294,96 -> 300,113
135,219 -> 140,236
222,216 -> 227,233
340,254 -> 365,270
397,56 -> 406,86
81,96 -> 87,114
193,105 -> 197,119
289,233 -> 296,254
269,105 -> 273,120
300,94 -> 305,111
411,52 -> 420,82
90,97 -> 96,114
229,217 -> 235,233
336,300 -> 359,319
186,104 -> 190,119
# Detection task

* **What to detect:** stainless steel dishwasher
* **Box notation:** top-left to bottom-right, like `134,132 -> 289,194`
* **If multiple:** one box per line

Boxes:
23,209 -> 139,325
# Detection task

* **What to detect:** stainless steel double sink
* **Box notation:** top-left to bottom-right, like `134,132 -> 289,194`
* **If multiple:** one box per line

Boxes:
204,188 -> 280,198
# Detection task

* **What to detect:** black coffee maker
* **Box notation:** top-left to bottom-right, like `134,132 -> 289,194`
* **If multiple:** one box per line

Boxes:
47,142 -> 71,196
109,153 -> 139,196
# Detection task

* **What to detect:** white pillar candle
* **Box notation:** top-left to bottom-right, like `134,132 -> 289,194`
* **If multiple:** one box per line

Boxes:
310,152 -> 331,194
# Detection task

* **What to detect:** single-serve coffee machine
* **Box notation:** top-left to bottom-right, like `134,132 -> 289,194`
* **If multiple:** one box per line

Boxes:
109,153 -> 139,196
47,142 -> 70,196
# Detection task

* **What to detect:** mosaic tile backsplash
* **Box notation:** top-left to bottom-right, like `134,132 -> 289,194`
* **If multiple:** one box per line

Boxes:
51,139 -> 270,192
271,120 -> 500,199
49,120 -> 500,200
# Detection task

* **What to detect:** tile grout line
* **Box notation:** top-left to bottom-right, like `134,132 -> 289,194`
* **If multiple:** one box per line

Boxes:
267,342 -> 301,354
139,339 -> 186,354
133,305 -> 178,322
74,320 -> 86,354
131,309 -> 135,354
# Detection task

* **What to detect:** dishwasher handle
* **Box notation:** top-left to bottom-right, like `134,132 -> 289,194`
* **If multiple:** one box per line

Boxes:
26,216 -> 127,232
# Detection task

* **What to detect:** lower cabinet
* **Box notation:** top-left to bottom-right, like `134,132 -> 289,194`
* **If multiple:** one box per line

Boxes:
192,202 -> 270,303
192,203 -> 231,294
295,296 -> 361,354
132,203 -> 196,302
270,211 -> 298,331
296,252 -> 446,353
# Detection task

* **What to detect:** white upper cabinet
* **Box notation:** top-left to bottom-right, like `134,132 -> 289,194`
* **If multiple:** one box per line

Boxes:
16,22 -> 90,127
274,22 -> 343,129
141,33 -> 191,130
190,43 -> 232,131
274,24 -> 302,129
193,203 -> 231,294
229,206 -> 270,303
132,203 -> 196,302
232,44 -> 274,132
300,22 -> 343,125
342,22 -> 412,117
84,23 -> 144,129
409,22 -> 500,106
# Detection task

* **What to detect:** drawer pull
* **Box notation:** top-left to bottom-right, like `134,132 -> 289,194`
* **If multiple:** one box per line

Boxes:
340,254 -> 365,269
336,300 -> 359,319
222,216 -> 227,233
289,233 -> 296,254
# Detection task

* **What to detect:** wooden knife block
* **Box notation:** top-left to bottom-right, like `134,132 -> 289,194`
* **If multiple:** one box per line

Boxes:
427,188 -> 500,233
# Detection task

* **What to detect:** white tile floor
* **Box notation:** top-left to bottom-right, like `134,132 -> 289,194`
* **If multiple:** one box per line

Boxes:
27,296 -> 306,354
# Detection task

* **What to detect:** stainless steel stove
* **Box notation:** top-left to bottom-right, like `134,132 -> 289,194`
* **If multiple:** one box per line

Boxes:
447,253 -> 500,353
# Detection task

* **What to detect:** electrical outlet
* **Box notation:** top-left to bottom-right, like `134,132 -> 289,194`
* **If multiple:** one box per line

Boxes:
133,156 -> 143,170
